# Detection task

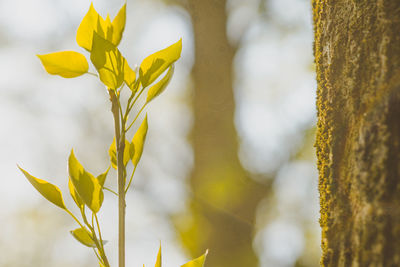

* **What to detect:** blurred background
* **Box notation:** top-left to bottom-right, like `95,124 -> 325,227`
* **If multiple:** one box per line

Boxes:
0,0 -> 319,266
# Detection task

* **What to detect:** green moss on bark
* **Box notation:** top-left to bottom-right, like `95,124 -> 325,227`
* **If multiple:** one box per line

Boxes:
313,0 -> 400,266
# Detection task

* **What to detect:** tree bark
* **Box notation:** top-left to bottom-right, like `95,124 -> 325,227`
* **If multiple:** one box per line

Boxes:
175,1 -> 268,266
313,1 -> 400,266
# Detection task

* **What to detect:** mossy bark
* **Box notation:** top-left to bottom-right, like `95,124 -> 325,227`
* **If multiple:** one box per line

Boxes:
175,1 -> 268,266
313,1 -> 400,266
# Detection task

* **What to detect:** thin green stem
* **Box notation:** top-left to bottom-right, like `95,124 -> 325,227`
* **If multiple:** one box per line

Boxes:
93,213 -> 107,262
66,209 -> 85,230
128,85 -> 145,114
91,212 -> 95,230
126,104 -> 146,132
93,248 -> 104,264
125,164 -> 138,194
72,208 -> 109,266
94,213 -> 105,253
123,93 -> 135,124
87,72 -> 98,77
80,207 -> 93,231
104,187 -> 118,196
90,212 -> 110,266
118,100 -> 124,122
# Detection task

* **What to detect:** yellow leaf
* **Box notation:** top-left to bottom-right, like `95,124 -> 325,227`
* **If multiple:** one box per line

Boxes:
146,65 -> 174,103
111,3 -> 126,46
69,178 -> 84,209
109,138 -> 133,169
70,227 -> 96,248
18,166 -> 66,210
104,14 -> 114,42
124,139 -> 134,166
129,139 -> 136,161
76,3 -> 107,51
124,60 -> 137,93
91,32 -> 124,89
139,38 -> 182,87
131,115 -> 148,166
97,166 -> 110,188
68,150 -> 104,213
155,244 -> 161,267
109,138 -> 117,169
37,51 -> 88,78
181,250 -> 208,267
76,3 -> 126,51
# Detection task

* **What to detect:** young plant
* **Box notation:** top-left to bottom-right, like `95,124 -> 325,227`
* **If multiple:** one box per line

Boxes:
19,3 -> 207,267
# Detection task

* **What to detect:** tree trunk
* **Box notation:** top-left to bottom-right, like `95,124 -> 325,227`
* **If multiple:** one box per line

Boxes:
313,1 -> 400,266
175,1 -> 268,266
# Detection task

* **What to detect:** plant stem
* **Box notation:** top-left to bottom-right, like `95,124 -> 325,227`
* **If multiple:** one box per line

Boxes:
94,213 -> 106,258
104,187 -> 118,196
110,89 -> 126,267
126,104 -> 146,132
66,209 -> 85,230
80,207 -> 110,266
93,232 -> 110,265
125,164 -> 137,194
93,248 -> 104,264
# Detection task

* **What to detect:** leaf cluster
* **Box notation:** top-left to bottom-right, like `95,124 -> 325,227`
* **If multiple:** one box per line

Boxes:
21,2 -> 207,267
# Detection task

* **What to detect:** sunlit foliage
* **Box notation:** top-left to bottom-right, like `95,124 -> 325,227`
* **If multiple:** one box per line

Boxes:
19,2 -> 206,266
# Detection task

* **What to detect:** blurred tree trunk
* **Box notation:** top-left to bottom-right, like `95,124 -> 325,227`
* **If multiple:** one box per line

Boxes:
314,1 -> 400,266
175,1 -> 268,266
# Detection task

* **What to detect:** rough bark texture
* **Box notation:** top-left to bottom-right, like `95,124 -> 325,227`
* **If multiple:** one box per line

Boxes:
313,1 -> 400,266
175,1 -> 268,266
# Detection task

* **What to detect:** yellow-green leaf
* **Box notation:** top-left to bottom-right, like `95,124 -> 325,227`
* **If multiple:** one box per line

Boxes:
70,227 -> 96,247
91,32 -> 124,89
104,14 -> 113,39
76,3 -> 126,51
129,139 -> 135,160
139,38 -> 182,87
19,166 -> 66,210
131,115 -> 148,166
37,51 -> 88,78
155,244 -> 161,267
109,138 -> 133,169
124,139 -> 134,166
130,142 -> 136,161
68,150 -> 104,213
76,3 -> 107,51
97,166 -> 110,188
111,3 -> 126,46
146,65 -> 174,103
124,60 -> 137,93
181,250 -> 208,267
109,139 -> 117,169
69,178 -> 84,209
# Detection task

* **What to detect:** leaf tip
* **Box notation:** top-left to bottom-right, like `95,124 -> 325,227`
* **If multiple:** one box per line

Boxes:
37,54 -> 45,63
17,164 -> 23,172
177,38 -> 183,49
